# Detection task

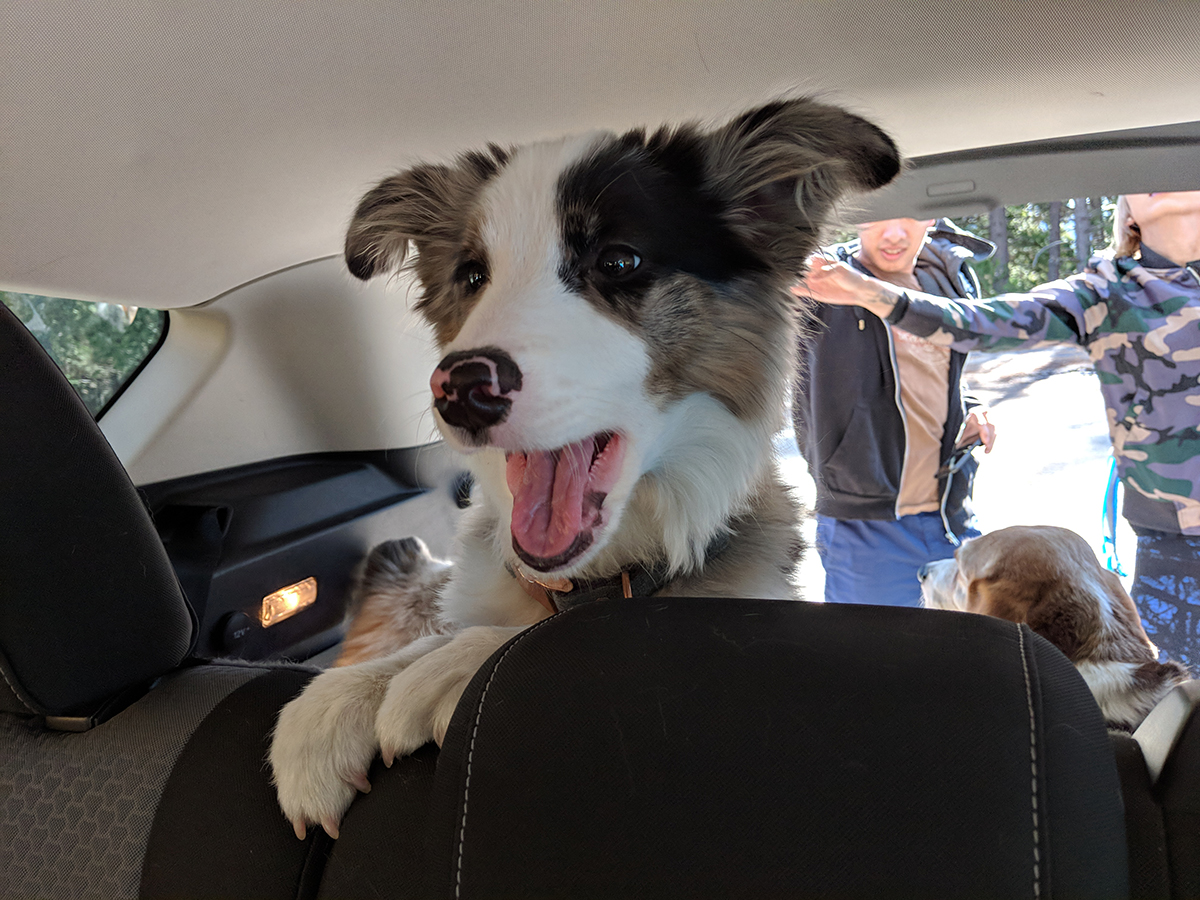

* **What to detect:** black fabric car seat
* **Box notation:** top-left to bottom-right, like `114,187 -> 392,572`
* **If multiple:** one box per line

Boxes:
402,598 -> 1131,899
0,302 -> 325,898
1109,680 -> 1200,900
308,596 -> 1143,900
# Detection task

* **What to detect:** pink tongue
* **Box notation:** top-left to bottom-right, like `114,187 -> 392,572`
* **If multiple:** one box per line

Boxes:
507,437 -> 595,561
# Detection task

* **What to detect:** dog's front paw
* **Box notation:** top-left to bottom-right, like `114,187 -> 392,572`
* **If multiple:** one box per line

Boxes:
270,636 -> 454,838
269,664 -> 390,840
361,536 -> 452,590
375,626 -> 522,762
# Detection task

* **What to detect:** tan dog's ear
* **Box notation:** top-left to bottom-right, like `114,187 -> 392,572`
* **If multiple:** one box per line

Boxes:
969,577 -> 1096,662
344,145 -> 511,281
1024,583 -> 1098,661
1100,568 -> 1157,649
966,577 -> 1027,622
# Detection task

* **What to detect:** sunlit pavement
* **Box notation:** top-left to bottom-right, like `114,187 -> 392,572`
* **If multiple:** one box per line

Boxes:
779,344 -> 1135,602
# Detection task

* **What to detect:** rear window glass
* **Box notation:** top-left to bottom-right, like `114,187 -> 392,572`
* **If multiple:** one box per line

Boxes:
830,196 -> 1119,292
955,197 -> 1118,292
2,291 -> 167,417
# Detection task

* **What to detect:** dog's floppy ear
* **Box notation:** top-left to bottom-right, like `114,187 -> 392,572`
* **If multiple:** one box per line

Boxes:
966,576 -> 1095,662
692,97 -> 901,270
966,577 -> 1028,623
1100,567 -> 1159,650
344,145 -> 510,280
1023,583 -> 1101,662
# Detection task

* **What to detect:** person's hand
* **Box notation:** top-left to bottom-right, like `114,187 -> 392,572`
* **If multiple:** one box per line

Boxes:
959,409 -> 996,453
792,255 -> 900,317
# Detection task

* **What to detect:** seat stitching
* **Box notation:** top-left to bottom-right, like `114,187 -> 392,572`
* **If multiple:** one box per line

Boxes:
1018,625 -> 1042,899
454,614 -> 561,898
0,661 -> 37,713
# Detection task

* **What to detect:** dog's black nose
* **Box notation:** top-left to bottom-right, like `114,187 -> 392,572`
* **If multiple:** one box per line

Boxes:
430,347 -> 523,437
916,563 -> 931,582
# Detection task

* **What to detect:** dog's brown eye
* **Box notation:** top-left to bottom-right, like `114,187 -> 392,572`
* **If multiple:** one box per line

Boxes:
457,261 -> 488,294
597,246 -> 641,279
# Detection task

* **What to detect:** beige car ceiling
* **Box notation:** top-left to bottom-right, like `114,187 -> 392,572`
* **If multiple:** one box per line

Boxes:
5,1 -> 1200,310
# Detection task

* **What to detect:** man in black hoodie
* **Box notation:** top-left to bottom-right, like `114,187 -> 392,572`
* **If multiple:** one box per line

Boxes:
793,218 -> 995,605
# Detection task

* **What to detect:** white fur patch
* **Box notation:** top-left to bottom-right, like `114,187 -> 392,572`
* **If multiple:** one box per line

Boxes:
270,633 -> 454,836
919,557 -> 963,610
1074,659 -> 1148,730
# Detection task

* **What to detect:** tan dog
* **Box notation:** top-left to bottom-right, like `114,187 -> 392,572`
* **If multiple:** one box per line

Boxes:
919,525 -> 1190,730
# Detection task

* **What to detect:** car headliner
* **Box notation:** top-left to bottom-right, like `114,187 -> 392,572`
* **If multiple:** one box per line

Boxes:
3,0 -> 1200,310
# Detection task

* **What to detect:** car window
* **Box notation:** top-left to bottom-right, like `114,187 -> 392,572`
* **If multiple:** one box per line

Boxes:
831,197 -> 1119,291
956,197 -> 1118,292
2,290 -> 167,418
793,195 -> 1133,601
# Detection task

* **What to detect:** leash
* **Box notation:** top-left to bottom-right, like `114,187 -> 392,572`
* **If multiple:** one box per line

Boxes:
1101,455 -> 1126,576
510,532 -> 732,614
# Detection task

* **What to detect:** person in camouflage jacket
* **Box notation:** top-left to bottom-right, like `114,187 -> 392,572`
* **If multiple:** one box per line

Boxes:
800,191 -> 1200,667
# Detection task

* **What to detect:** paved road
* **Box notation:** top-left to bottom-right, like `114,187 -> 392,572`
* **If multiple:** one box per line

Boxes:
780,344 -> 1134,601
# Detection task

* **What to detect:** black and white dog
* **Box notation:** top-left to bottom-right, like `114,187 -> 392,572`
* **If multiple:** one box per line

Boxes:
270,98 -> 900,838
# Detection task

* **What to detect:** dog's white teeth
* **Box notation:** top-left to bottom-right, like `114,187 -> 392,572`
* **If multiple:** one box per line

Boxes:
590,432 -> 612,468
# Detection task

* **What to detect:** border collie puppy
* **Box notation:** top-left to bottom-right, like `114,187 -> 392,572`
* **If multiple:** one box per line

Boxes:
270,98 -> 900,838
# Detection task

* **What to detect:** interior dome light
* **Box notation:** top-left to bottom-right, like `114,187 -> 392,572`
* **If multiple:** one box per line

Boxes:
260,577 -> 317,627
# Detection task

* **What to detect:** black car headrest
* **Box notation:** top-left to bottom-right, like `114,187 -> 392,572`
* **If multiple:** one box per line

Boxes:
424,599 -> 1128,899
0,301 -> 193,722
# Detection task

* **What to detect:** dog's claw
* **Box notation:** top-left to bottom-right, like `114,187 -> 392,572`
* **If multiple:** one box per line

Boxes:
380,747 -> 394,768
349,771 -> 371,793
322,817 -> 341,840
293,820 -> 307,841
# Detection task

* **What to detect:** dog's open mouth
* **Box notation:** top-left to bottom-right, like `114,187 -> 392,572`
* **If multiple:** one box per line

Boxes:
506,431 -> 624,572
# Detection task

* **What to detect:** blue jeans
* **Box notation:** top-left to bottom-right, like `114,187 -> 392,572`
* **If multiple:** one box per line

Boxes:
1131,530 -> 1200,671
816,512 -> 979,607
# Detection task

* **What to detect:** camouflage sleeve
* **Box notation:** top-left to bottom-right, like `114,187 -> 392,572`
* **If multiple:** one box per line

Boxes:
889,273 -> 1105,353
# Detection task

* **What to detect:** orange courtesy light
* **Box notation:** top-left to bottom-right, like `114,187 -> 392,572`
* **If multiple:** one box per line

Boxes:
260,577 -> 317,627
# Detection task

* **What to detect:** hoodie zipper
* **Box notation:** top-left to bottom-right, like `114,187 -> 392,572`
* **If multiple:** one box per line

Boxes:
883,323 -> 913,523
843,246 -> 914,526
940,401 -> 968,548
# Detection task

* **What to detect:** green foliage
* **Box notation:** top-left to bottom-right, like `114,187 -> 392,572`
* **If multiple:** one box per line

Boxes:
1,291 -> 166,416
958,198 -> 1118,294
825,197 -> 1119,296
824,223 -> 860,248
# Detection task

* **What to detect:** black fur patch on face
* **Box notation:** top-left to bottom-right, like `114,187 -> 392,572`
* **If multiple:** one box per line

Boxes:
555,135 -> 767,327
544,98 -> 899,422
553,128 -> 796,421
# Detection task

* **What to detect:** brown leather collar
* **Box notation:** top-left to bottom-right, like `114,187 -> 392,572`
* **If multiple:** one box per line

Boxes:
509,533 -> 730,614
